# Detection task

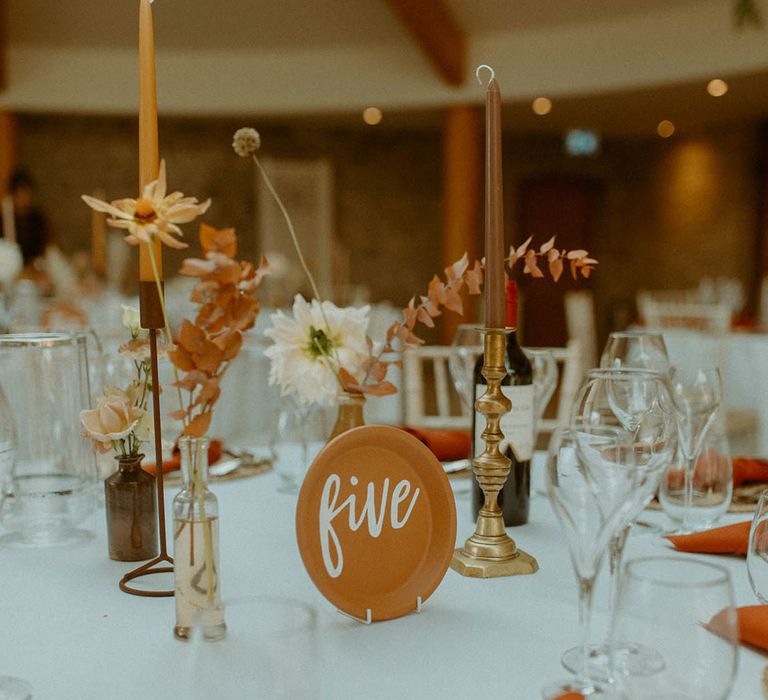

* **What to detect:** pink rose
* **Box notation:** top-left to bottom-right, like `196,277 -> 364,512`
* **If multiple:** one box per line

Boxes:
80,395 -> 144,453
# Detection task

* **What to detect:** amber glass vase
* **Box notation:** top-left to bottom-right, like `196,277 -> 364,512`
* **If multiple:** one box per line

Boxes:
173,436 -> 226,642
104,454 -> 158,561
327,392 -> 366,443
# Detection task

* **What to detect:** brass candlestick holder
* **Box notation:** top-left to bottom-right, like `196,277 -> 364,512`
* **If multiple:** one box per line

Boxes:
119,281 -> 174,597
450,328 -> 538,578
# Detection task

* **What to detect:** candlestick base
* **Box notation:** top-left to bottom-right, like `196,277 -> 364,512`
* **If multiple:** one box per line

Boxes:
449,328 -> 539,579
450,547 -> 538,579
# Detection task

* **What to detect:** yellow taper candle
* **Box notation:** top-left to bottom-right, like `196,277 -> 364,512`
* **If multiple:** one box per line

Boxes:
138,0 -> 162,282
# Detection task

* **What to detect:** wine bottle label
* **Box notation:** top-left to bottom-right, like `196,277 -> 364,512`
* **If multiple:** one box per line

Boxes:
474,384 -> 534,462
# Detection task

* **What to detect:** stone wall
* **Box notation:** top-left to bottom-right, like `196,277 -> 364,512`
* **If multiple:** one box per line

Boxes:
16,113 -> 761,345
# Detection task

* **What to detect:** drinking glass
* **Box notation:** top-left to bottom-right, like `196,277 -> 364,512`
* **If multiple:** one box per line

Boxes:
545,425 -> 639,698
667,366 -> 722,533
0,386 -> 33,699
600,331 -> 669,375
188,596 -> 321,699
748,489 -> 768,603
563,369 -> 676,679
0,333 -> 97,545
613,557 -> 738,700
271,397 -> 326,493
659,426 -> 732,531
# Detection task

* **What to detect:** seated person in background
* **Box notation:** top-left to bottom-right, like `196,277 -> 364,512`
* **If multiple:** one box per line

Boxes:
1,168 -> 52,270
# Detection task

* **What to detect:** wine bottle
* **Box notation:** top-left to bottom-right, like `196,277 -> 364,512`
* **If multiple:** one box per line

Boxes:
471,280 -> 534,526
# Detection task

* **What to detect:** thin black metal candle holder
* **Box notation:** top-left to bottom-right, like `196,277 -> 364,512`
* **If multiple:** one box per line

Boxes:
120,282 -> 174,597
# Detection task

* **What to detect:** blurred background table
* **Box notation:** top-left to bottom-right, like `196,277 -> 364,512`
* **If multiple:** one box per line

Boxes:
660,328 -> 768,456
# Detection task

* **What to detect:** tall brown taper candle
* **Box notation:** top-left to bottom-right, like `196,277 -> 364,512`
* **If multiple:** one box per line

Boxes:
483,75 -> 504,328
138,0 -> 163,282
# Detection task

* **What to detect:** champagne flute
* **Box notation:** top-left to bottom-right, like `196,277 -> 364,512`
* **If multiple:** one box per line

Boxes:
545,425 -> 639,698
667,366 -> 722,533
562,369 -> 676,680
613,557 -> 738,700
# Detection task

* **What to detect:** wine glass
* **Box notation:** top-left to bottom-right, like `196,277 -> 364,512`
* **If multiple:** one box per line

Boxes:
748,489 -> 768,603
600,331 -> 670,535
447,324 -> 482,410
0,385 -> 33,700
562,368 -> 676,680
667,366 -> 722,533
545,425 -> 639,698
659,425 -> 732,531
613,557 -> 738,700
525,348 -> 558,429
600,331 -> 669,375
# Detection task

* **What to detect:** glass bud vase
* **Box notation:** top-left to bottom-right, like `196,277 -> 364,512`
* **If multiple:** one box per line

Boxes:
173,436 -> 226,642
327,392 -> 366,443
104,454 -> 158,561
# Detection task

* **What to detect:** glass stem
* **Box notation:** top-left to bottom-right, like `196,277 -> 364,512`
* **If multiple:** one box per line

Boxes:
607,526 -> 630,682
577,575 -> 597,691
682,454 -> 696,532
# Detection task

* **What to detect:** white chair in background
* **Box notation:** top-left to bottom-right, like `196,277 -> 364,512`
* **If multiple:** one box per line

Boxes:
402,345 -> 469,430
564,290 -> 597,375
403,339 -> 583,443
637,291 -> 732,334
533,340 -> 583,443
637,290 -> 757,455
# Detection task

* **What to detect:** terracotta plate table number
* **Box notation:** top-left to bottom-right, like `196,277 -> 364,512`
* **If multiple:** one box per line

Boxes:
296,425 -> 457,622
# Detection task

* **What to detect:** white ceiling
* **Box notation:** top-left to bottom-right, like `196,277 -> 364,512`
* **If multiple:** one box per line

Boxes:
7,0 -> 714,50
5,0 -> 768,131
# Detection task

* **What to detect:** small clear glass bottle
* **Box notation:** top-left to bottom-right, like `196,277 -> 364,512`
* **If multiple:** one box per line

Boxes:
172,436 -> 226,641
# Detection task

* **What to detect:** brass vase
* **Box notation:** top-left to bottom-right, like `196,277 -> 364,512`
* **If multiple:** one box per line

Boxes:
104,454 -> 158,562
327,391 -> 366,442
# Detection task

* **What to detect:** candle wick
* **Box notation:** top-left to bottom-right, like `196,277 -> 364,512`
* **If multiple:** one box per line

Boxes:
475,64 -> 495,86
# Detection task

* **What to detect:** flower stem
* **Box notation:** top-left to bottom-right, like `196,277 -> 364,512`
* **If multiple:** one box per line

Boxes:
252,155 -> 323,304
146,242 -> 187,426
253,153 -> 346,390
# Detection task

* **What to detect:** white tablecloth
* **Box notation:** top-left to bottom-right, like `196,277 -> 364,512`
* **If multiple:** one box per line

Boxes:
2,462 -> 765,699
660,329 -> 768,455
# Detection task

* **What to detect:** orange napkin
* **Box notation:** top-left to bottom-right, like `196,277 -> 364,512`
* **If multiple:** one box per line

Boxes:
143,439 -> 223,476
708,605 -> 768,651
733,457 -> 768,487
399,427 -> 471,462
665,520 -> 751,556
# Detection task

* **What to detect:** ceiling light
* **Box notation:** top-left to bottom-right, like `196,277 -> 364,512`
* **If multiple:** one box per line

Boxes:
657,120 -> 675,138
707,79 -> 728,97
362,107 -> 382,125
532,97 -> 552,116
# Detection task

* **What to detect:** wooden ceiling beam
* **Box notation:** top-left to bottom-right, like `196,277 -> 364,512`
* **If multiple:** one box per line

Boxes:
384,0 -> 466,87
0,0 -> 7,91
